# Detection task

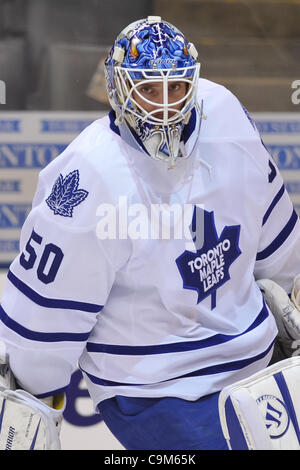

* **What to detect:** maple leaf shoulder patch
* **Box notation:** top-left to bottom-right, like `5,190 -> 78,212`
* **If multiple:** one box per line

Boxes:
46,169 -> 89,217
176,207 -> 242,310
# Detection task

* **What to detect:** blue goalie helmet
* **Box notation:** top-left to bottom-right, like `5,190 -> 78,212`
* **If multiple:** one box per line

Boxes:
104,16 -> 201,167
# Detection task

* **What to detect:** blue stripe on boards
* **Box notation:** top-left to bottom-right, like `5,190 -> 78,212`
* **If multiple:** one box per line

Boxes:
262,184 -> 285,226
86,300 -> 269,356
0,305 -> 90,342
80,340 -> 274,387
7,270 -> 103,313
256,209 -> 298,261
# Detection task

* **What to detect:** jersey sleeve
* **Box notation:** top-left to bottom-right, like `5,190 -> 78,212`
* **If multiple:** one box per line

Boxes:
217,93 -> 300,294
253,145 -> 300,293
0,158 -> 123,398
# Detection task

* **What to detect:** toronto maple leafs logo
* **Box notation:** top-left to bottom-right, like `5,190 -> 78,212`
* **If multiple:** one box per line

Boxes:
46,169 -> 88,217
176,207 -> 241,310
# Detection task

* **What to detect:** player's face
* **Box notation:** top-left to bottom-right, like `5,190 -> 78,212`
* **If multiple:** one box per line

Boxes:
132,80 -> 187,119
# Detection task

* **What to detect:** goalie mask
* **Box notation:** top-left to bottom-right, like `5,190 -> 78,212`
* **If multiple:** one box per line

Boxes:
104,16 -> 200,168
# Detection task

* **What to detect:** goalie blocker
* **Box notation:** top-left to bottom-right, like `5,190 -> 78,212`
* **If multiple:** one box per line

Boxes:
218,356 -> 300,450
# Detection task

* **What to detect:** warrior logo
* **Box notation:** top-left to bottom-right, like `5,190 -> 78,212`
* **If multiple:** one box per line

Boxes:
256,395 -> 290,439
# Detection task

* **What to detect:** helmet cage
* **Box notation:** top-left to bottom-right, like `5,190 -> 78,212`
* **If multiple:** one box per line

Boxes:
104,17 -> 201,166
113,63 -> 200,128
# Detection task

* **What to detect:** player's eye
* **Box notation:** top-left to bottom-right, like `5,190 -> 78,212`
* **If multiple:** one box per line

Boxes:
169,82 -> 184,93
139,85 -> 154,96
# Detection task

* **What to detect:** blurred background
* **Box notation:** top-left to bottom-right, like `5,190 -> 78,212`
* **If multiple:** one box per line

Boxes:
0,0 -> 299,111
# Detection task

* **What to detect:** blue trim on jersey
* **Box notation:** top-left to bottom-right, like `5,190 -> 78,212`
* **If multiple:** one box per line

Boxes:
0,305 -> 91,342
108,110 -> 120,136
181,107 -> 197,144
86,300 -> 269,355
262,184 -> 285,226
256,209 -> 299,261
35,384 -> 70,399
80,340 -> 274,387
7,270 -> 103,313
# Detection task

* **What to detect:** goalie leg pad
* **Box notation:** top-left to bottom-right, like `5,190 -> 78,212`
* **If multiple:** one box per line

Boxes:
218,356 -> 300,450
0,390 -> 63,450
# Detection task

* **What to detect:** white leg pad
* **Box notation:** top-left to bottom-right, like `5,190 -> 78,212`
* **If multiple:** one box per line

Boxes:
218,356 -> 300,450
0,390 -> 62,450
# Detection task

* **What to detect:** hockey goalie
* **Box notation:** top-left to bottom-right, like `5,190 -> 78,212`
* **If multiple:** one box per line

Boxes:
1,15 -> 300,450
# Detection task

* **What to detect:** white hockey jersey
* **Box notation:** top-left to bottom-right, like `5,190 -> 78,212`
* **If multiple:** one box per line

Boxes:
1,79 -> 300,410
